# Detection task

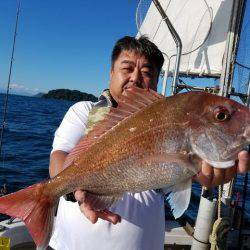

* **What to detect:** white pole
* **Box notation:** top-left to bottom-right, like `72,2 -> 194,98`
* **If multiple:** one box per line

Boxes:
191,196 -> 217,250
161,58 -> 170,96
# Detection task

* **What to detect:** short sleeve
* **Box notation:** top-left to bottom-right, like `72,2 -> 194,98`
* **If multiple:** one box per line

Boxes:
52,101 -> 93,153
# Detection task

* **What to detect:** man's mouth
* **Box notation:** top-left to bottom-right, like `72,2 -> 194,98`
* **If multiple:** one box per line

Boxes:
123,84 -> 133,90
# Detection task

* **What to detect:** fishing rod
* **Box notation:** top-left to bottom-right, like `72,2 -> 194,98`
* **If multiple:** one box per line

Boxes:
238,73 -> 250,249
0,1 -> 21,158
0,1 -> 21,197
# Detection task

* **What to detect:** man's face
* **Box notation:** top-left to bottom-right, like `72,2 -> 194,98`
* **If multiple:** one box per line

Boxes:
109,50 -> 159,102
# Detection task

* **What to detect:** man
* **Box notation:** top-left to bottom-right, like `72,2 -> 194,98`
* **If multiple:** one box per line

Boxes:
49,36 -> 249,250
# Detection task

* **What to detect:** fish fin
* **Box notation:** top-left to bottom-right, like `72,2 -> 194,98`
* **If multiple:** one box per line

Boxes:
63,86 -> 164,169
84,192 -> 121,210
161,185 -> 175,194
0,182 -> 56,249
167,179 -> 192,219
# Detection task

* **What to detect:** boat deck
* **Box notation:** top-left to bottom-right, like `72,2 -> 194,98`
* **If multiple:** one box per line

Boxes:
0,218 -> 193,249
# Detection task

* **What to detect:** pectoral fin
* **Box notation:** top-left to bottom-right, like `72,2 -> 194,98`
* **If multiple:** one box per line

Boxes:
84,192 -> 122,211
167,178 -> 192,219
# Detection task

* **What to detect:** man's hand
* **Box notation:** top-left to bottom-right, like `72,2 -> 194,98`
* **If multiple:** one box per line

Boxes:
193,150 -> 250,187
74,189 -> 121,225
50,151 -> 121,224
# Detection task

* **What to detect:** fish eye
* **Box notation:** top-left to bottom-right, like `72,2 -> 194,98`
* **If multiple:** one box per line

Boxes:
214,107 -> 230,122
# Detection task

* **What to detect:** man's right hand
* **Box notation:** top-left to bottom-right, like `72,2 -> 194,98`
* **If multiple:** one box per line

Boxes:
74,189 -> 121,225
50,151 -> 121,224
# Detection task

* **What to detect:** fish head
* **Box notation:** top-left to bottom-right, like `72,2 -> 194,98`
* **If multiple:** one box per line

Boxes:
187,92 -> 250,168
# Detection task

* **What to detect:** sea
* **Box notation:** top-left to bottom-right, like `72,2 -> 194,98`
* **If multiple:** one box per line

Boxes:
0,93 -> 249,222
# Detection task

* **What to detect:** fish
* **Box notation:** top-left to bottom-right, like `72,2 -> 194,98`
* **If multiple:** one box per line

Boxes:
0,86 -> 249,249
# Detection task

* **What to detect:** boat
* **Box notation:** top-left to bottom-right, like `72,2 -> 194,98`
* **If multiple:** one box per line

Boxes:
137,0 -> 250,249
0,218 -> 34,249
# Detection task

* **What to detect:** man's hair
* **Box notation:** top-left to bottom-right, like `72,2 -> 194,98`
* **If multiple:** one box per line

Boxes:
111,36 -> 164,75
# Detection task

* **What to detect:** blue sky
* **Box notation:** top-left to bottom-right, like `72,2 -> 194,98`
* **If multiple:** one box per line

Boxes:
0,0 -> 139,96
0,1 -> 249,97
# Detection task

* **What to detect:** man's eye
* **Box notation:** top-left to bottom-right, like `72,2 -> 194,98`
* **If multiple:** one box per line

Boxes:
122,68 -> 132,72
142,71 -> 153,77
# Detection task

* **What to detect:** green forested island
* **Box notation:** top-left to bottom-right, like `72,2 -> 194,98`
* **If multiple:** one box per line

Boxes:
42,89 -> 98,102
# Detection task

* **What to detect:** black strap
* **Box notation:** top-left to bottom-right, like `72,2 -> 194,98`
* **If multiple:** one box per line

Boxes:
64,192 -> 77,202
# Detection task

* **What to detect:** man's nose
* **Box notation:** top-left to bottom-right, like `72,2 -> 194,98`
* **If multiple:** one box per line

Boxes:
129,68 -> 142,87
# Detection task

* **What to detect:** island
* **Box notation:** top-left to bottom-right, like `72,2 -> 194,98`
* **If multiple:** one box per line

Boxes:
33,92 -> 45,98
42,89 -> 98,102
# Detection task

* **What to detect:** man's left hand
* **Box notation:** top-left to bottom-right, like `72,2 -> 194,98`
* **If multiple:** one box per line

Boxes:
193,150 -> 250,187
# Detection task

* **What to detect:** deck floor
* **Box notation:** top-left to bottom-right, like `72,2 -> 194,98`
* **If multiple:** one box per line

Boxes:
164,244 -> 191,250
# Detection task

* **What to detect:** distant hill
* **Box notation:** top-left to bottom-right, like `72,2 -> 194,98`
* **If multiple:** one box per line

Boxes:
33,92 -> 45,98
42,89 -> 98,102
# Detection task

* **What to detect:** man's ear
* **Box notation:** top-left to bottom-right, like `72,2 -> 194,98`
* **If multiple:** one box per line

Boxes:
110,68 -> 114,78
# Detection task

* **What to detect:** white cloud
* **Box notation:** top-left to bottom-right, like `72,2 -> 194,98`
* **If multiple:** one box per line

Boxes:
0,83 -> 41,96
9,83 -> 40,94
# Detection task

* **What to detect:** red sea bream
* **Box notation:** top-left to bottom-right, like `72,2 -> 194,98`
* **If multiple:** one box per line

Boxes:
0,86 -> 250,249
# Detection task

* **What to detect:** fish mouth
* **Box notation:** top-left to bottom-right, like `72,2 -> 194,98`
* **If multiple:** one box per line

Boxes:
205,159 -> 235,169
220,130 -> 250,160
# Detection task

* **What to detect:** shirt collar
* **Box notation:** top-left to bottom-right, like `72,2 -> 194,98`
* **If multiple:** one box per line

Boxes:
98,89 -> 117,107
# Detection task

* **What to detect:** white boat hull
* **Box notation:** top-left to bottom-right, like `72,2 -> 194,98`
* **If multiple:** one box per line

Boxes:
0,218 -> 192,249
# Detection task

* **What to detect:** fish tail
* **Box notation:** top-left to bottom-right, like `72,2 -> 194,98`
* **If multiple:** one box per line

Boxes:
0,182 -> 56,249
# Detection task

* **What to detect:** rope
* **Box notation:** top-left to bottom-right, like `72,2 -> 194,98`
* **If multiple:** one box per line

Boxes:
209,185 -> 232,249
192,234 -> 210,245
209,217 -> 231,250
217,185 -> 222,219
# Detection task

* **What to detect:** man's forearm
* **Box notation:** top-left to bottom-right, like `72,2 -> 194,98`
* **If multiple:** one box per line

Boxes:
49,150 -> 68,178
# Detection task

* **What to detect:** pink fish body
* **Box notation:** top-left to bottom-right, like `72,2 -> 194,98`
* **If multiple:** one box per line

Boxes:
0,87 -> 250,249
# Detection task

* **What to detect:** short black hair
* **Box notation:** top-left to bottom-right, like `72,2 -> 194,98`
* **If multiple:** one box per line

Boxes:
111,36 -> 164,75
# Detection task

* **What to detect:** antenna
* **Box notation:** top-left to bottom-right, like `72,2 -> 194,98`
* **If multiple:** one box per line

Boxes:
0,0 -> 21,157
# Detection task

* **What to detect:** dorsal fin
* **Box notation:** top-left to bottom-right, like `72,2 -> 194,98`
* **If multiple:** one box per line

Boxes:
63,86 -> 164,169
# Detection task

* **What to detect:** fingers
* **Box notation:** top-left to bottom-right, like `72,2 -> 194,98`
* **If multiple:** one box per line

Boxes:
74,189 -> 121,225
79,203 -> 121,224
193,161 -> 236,188
79,202 -> 99,224
74,189 -> 86,203
224,165 -> 237,183
212,168 -> 225,186
193,161 -> 214,187
237,150 -> 250,174
97,210 -> 121,224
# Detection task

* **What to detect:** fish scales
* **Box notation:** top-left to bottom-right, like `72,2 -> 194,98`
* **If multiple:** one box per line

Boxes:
49,99 -> 191,197
1,86 -> 250,249
43,89 -> 250,198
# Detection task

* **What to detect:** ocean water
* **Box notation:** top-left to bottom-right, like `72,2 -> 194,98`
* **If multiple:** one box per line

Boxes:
0,93 -> 249,222
0,93 -> 73,192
